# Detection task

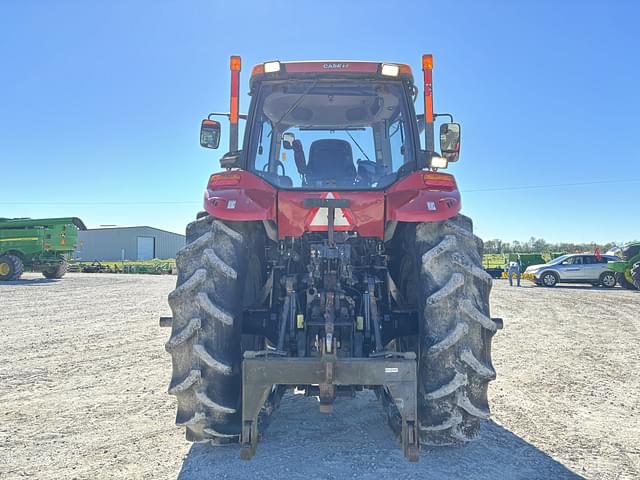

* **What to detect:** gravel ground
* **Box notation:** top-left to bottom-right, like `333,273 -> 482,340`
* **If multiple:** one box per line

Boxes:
0,273 -> 638,479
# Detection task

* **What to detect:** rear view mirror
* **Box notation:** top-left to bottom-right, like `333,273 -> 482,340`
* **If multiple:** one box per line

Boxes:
282,132 -> 295,150
200,119 -> 221,149
439,123 -> 461,162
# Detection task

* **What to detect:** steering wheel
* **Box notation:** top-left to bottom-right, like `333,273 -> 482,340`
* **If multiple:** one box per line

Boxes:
262,161 -> 286,176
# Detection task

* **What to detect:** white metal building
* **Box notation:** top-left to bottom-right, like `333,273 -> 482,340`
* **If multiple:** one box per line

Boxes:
76,226 -> 185,261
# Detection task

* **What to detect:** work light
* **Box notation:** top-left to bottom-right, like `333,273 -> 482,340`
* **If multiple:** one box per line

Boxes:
380,63 -> 400,77
264,61 -> 281,73
430,155 -> 448,169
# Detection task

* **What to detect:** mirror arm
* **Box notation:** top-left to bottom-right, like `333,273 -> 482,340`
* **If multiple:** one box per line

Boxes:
208,112 -> 248,121
434,113 -> 454,122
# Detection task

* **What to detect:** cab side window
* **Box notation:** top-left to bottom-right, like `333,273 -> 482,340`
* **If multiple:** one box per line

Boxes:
255,117 -> 272,171
388,114 -> 411,172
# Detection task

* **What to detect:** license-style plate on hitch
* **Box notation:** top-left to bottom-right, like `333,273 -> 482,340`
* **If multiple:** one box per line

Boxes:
240,353 -> 419,462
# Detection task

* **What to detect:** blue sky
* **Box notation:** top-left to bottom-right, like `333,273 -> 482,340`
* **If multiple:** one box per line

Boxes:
1,0 -> 638,244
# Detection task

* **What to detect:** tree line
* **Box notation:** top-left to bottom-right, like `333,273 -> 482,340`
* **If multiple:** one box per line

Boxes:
482,237 -> 621,254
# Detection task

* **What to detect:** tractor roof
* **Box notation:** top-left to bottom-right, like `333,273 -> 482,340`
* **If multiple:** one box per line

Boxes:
249,61 -> 414,90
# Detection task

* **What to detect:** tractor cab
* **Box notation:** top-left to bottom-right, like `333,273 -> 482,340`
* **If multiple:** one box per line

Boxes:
201,59 -> 460,183
244,62 -> 420,191
199,57 -> 463,240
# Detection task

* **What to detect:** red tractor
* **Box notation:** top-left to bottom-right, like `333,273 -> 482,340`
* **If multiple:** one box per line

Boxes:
162,55 -> 501,461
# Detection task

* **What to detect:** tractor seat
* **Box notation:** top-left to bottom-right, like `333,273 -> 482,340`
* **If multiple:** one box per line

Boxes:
305,139 -> 356,184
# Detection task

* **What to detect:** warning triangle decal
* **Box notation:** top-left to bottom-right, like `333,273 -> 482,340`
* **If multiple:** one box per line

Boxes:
305,192 -> 355,232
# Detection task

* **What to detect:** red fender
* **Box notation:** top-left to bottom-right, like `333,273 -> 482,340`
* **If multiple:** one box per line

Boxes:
385,171 -> 461,223
203,170 -> 461,236
203,171 -> 277,221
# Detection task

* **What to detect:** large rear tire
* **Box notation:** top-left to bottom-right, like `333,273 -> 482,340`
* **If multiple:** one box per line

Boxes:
631,262 -> 640,289
42,259 -> 68,279
412,215 -> 498,445
0,254 -> 24,281
617,272 -> 638,290
166,215 -> 264,443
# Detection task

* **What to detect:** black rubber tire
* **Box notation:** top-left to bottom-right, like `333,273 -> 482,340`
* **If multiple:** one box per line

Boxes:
598,271 -> 616,288
166,215 -> 265,443
540,271 -> 558,287
616,272 -> 638,290
411,215 -> 498,445
0,254 -> 24,281
42,259 -> 68,279
631,262 -> 640,289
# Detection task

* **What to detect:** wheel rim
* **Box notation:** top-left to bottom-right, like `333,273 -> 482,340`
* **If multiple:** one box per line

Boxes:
0,262 -> 10,276
543,273 -> 555,286
602,274 -> 615,287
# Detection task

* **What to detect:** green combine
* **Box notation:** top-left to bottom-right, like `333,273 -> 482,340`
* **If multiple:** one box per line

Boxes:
0,217 -> 86,281
608,242 -> 640,290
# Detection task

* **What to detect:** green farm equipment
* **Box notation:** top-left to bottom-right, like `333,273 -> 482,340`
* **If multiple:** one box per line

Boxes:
508,253 -> 546,271
0,217 -> 86,281
608,242 -> 640,290
482,253 -> 506,278
69,259 -> 176,275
